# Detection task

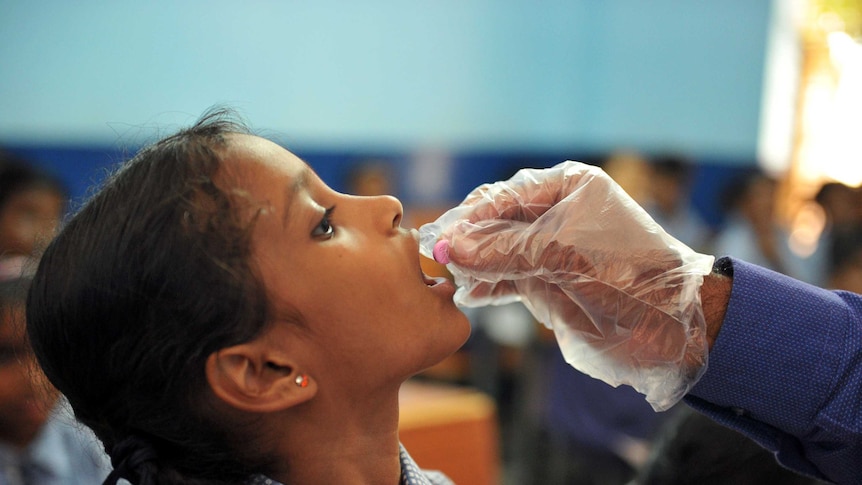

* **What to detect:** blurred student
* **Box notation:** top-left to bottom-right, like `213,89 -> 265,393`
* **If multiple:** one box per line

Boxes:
0,156 -> 67,260
634,406 -> 826,485
814,182 -> 862,291
601,151 -> 651,206
643,154 -> 711,252
345,160 -> 396,197
713,170 -> 822,284
537,153 -> 688,485
0,257 -> 110,484
542,352 -> 669,485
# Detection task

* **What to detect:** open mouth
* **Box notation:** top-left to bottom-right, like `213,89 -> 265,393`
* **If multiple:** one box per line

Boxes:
423,272 -> 446,287
412,228 -> 451,290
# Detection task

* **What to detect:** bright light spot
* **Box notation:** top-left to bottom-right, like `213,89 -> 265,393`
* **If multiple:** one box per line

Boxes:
798,32 -> 862,187
789,201 -> 826,257
818,12 -> 845,33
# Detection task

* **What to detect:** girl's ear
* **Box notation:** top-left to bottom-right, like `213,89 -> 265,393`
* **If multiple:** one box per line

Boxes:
205,331 -> 315,413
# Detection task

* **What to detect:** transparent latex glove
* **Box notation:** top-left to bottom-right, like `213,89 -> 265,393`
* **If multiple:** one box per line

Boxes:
419,161 -> 714,411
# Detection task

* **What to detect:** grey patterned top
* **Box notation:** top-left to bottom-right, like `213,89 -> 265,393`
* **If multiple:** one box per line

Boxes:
245,445 -> 453,485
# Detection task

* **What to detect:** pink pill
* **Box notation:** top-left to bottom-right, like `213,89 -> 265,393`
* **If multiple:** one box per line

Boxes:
432,240 -> 450,264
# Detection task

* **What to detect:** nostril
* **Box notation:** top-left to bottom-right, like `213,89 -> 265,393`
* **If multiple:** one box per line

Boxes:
382,194 -> 404,229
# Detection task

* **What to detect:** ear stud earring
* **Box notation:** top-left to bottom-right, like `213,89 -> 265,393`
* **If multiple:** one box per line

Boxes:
295,374 -> 309,388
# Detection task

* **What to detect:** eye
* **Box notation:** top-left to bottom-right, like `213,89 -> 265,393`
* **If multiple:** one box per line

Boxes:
311,206 -> 335,239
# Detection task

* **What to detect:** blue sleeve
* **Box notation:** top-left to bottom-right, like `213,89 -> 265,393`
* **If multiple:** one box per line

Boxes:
685,258 -> 862,485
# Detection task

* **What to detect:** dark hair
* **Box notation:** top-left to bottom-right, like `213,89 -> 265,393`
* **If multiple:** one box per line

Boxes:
650,153 -> 691,181
814,181 -> 854,208
26,110 -> 275,484
0,155 -> 68,212
634,407 -> 824,485
719,169 -> 775,213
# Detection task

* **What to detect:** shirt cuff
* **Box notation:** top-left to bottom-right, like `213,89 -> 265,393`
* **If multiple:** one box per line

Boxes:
689,257 -> 848,437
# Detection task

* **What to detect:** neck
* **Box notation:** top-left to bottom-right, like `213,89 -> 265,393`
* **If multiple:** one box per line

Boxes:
267,382 -> 404,485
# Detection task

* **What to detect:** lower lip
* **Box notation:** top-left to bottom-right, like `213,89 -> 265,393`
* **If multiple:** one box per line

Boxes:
427,277 -> 456,297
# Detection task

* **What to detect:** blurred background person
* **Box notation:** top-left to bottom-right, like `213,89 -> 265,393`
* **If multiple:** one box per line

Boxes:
537,353 -> 673,485
713,169 -> 824,285
528,151 -> 683,485
633,406 -> 827,485
643,154 -> 712,252
0,256 -> 110,484
345,159 -> 397,197
0,155 -> 67,262
829,247 -> 862,294
600,151 -> 652,206
814,181 -> 862,291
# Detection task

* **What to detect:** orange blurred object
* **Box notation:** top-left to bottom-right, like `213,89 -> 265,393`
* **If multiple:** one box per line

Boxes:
399,380 -> 501,485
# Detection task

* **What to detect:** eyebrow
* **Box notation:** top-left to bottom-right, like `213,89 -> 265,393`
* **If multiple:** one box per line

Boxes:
282,165 -> 309,229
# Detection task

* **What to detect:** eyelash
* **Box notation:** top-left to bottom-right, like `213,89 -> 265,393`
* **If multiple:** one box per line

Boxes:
312,206 -> 336,239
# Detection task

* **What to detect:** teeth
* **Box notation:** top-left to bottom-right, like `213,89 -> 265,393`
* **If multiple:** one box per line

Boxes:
424,276 -> 446,287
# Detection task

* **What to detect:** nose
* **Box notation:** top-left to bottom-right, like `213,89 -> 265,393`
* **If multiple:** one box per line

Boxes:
386,195 -> 403,229
371,195 -> 403,231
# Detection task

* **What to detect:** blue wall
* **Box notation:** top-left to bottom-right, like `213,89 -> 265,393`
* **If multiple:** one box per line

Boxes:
2,1 -> 770,156
1,1 -> 773,226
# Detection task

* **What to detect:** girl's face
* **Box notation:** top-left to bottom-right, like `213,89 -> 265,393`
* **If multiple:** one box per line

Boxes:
224,135 -> 470,389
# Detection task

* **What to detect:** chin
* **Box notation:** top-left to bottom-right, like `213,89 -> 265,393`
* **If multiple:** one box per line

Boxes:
427,314 -> 472,369
454,313 -> 472,346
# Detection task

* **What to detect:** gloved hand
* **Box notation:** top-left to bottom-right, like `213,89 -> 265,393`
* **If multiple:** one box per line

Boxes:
419,161 -> 714,411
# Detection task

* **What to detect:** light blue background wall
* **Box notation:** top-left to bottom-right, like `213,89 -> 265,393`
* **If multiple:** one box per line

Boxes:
1,0 -> 770,157
1,1 -> 773,226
